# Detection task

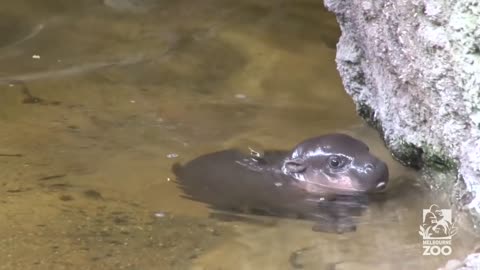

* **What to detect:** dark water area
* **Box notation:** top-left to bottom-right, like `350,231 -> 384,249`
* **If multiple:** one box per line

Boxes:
0,0 -> 477,269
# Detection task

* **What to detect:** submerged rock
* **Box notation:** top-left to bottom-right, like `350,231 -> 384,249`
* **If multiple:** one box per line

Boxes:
103,0 -> 159,13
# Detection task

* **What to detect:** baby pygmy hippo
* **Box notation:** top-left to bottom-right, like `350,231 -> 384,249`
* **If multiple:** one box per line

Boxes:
173,133 -> 389,233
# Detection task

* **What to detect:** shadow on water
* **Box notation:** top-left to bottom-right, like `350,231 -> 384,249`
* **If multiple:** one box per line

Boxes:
0,0 -> 478,269
132,33 -> 249,95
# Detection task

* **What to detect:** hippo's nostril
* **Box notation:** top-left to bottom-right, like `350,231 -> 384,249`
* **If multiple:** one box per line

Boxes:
365,163 -> 375,173
376,182 -> 386,190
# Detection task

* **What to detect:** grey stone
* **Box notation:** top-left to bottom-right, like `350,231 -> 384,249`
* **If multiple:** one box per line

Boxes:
437,253 -> 480,270
324,0 -> 480,230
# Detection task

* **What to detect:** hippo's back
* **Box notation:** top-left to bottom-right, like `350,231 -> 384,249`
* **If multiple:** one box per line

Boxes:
174,149 -> 314,216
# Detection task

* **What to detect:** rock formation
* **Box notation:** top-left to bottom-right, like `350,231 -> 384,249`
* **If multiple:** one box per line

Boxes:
323,0 -> 480,227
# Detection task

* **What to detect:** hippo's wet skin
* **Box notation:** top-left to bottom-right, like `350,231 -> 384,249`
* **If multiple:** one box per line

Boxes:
173,133 -> 389,233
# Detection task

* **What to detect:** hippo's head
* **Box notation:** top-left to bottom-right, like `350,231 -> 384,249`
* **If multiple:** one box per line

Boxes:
281,133 -> 389,195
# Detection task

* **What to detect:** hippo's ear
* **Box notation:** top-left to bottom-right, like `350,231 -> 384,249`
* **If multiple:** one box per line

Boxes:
283,159 -> 307,173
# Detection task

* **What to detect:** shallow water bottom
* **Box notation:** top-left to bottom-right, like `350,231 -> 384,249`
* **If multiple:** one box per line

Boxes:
1,122 -> 476,270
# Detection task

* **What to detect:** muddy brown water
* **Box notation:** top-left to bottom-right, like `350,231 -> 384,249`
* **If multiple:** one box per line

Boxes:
0,1 -> 478,269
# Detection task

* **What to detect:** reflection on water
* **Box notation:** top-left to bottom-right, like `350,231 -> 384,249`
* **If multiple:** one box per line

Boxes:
0,0 -> 477,269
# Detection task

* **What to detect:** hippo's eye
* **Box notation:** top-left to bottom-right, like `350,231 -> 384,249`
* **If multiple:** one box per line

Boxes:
328,155 -> 344,169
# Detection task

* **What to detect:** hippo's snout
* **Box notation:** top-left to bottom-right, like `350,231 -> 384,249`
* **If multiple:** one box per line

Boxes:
350,157 -> 389,193
369,161 -> 389,192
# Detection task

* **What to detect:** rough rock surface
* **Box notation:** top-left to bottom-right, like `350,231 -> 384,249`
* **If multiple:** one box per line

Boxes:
323,0 -> 480,226
438,253 -> 480,270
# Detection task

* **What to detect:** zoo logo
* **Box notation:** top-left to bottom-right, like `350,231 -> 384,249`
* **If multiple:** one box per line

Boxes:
419,204 -> 457,256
